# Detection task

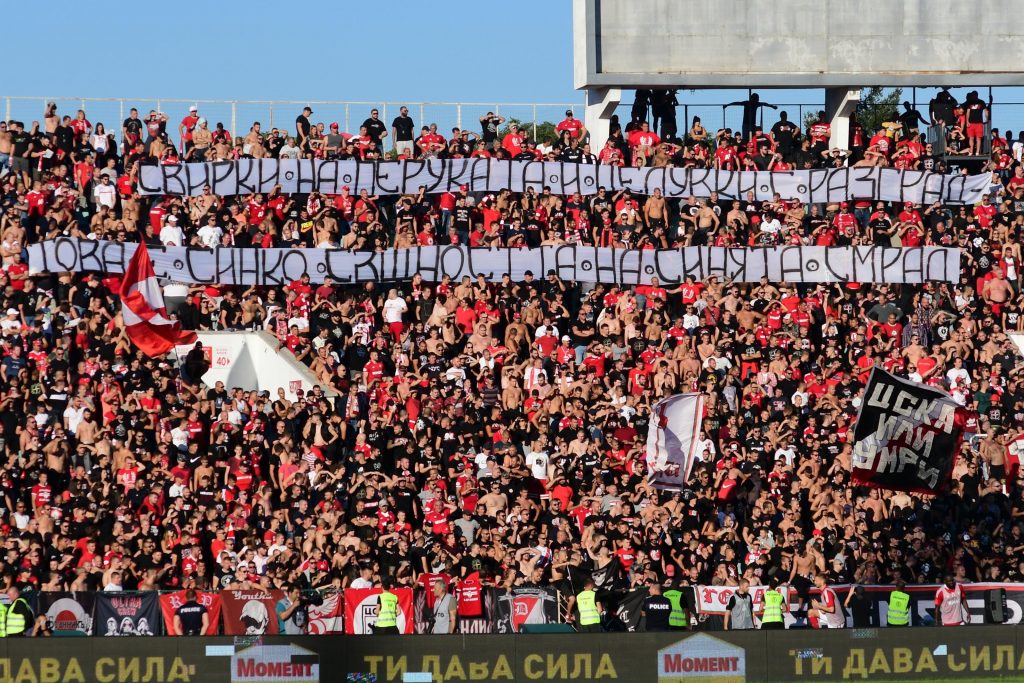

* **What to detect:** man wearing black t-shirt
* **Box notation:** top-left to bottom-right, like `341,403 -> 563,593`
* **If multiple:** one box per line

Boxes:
295,106 -> 313,151
362,109 -> 388,147
391,106 -> 415,156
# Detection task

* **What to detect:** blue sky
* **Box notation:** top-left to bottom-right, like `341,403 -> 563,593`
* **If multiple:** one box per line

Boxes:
6,1 -> 1024,137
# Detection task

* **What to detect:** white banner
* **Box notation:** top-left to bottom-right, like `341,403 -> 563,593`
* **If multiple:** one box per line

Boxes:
695,585 -> 792,616
138,159 -> 991,203
28,239 -> 961,285
647,393 -> 705,490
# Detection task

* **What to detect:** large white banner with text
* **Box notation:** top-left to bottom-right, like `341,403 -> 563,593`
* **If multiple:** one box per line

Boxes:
138,159 -> 991,203
29,239 -> 961,285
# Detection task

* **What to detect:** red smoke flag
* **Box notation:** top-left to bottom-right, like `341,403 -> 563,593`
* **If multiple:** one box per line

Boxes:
118,243 -> 196,356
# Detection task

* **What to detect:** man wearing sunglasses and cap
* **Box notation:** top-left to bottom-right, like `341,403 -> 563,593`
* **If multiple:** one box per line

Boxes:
556,109 -> 586,141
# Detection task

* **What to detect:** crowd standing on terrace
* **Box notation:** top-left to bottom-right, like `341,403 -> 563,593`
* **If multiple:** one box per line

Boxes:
0,91 -> 1018,634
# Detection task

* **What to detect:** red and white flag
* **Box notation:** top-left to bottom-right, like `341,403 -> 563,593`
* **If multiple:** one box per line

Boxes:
646,393 -> 704,490
119,243 -> 196,357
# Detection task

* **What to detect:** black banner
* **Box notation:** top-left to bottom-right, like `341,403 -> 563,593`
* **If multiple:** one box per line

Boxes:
94,592 -> 161,636
37,591 -> 95,635
492,587 -> 560,634
851,368 -> 968,495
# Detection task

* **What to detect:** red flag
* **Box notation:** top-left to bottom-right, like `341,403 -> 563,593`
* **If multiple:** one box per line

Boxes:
119,242 -> 196,356
343,588 -> 414,634
159,590 -> 221,635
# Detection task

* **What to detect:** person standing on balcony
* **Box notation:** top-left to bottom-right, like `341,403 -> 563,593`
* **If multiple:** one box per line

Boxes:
391,106 -> 415,157
362,108 -> 388,150
179,105 -> 199,156
725,93 -> 777,143
295,106 -> 313,153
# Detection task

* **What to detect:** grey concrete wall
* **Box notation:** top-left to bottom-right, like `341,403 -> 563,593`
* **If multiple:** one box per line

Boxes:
576,0 -> 1024,87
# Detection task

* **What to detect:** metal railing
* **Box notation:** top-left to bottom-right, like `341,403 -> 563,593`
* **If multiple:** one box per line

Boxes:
0,96 -> 582,144
7,95 -> 1024,152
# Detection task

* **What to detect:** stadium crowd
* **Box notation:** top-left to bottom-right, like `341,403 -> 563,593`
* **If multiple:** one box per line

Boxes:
0,94 -> 1020,631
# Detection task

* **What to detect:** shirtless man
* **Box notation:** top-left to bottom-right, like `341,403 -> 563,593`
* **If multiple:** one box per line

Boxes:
0,122 -> 11,175
644,189 -> 669,230
736,301 -> 764,330
980,430 -> 1007,481
789,541 -> 824,616
983,267 -> 1014,308
901,334 -> 928,367
479,482 -> 509,518
697,199 -> 719,232
43,102 -> 59,135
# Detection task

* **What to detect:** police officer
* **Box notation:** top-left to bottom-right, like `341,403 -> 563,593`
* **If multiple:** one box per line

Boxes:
568,578 -> 603,633
0,586 -> 33,637
173,589 -> 209,636
663,583 -> 691,631
641,583 -> 672,631
760,577 -> 785,630
887,579 -> 911,627
374,577 -> 400,635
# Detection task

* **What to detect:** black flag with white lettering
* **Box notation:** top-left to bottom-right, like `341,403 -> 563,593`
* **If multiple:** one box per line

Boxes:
851,368 -> 969,495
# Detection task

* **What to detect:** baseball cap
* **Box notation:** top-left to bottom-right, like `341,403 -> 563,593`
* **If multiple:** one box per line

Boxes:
840,201 -> 849,209
565,109 -> 573,115
189,105 -> 197,112
460,184 -> 469,191
330,122 -> 338,129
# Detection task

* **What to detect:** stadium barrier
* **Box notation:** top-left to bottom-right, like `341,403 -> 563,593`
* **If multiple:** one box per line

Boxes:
4,627 -> 1024,682
30,582 -> 1024,637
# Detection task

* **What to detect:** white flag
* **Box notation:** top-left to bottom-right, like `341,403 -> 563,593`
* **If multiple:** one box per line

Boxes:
646,393 -> 705,490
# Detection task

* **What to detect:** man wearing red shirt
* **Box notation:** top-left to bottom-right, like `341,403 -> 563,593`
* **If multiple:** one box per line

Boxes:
501,123 -> 525,157
179,106 -> 199,151
715,142 -> 739,170
247,195 -> 268,226
363,350 -> 385,385
627,123 -> 660,158
974,195 -> 997,228
556,110 -> 586,140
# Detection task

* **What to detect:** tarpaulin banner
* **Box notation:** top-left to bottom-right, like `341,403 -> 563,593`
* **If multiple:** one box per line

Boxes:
29,238 -> 963,285
221,589 -> 285,636
159,590 -> 222,636
851,368 -> 969,494
37,591 -> 94,635
647,393 -> 705,490
305,590 -> 344,635
696,585 -> 793,616
492,587 -> 560,634
94,592 -> 161,636
343,588 -> 414,635
138,158 -> 991,204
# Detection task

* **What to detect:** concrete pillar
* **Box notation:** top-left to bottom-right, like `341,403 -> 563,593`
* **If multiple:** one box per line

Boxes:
584,87 -> 621,149
825,87 -> 862,151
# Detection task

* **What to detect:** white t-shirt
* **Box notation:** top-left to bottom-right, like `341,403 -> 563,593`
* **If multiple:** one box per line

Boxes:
64,405 -> 86,434
526,451 -> 549,480
160,225 -> 185,246
197,225 -> 224,248
382,297 -> 408,324
93,184 -> 117,209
